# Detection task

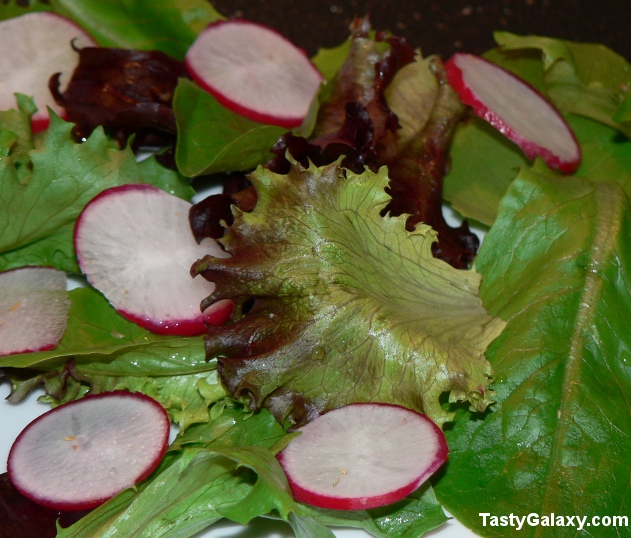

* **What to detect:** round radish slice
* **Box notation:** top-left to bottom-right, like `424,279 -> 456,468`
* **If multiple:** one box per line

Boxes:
7,391 -> 170,511
444,52 -> 581,174
0,12 -> 96,132
74,184 -> 232,336
277,403 -> 448,510
185,20 -> 323,128
0,267 -> 70,356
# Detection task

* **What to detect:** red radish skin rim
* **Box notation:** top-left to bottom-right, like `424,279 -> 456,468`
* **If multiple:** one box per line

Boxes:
7,391 -> 170,511
74,184 -> 231,336
0,12 -> 97,133
444,53 -> 581,174
118,297 -> 234,335
185,20 -> 323,129
277,403 -> 448,511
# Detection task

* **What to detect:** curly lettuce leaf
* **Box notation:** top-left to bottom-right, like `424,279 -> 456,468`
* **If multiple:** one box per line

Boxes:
0,102 -> 194,272
434,164 -> 631,536
50,0 -> 223,60
193,159 -> 505,427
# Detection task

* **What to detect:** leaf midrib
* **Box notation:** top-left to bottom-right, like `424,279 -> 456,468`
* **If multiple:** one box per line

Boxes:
537,181 -> 623,532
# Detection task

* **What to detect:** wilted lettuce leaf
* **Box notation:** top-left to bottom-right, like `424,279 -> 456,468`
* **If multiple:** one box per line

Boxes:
434,164 -> 631,536
51,0 -> 224,60
193,158 -> 505,428
0,102 -> 194,272
51,46 -> 190,148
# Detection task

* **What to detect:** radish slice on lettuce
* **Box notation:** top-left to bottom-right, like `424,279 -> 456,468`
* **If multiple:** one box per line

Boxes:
277,403 -> 448,510
74,184 -> 232,336
185,20 -> 324,128
7,391 -> 170,511
444,52 -> 581,174
0,267 -> 70,356
0,12 -> 96,132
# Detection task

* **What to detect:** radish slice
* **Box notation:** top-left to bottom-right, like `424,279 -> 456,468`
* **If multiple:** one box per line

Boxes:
7,391 -> 170,511
0,12 -> 96,132
0,267 -> 70,356
277,403 -> 448,510
74,184 -> 232,336
185,20 -> 323,128
444,52 -> 581,174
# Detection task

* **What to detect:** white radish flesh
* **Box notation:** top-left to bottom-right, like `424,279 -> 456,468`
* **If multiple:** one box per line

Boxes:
7,391 -> 170,510
0,267 -> 70,356
185,20 -> 323,128
444,52 -> 581,174
74,184 -> 231,336
277,403 -> 448,510
0,12 -> 96,132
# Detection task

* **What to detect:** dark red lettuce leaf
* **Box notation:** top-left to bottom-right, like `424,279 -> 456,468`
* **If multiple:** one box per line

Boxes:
50,47 -> 189,150
0,473 -> 89,538
191,20 -> 478,268
380,58 -> 478,268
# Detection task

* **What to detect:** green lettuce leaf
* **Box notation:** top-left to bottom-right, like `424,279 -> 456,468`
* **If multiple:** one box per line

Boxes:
444,34 -> 631,226
50,0 -> 223,60
434,164 -> 631,536
447,116 -> 631,227
0,103 -> 194,272
0,0 -> 51,22
299,483 -> 447,538
0,288 -> 207,370
0,287 -> 223,428
445,113 -> 631,226
56,404 -> 318,538
193,159 -> 505,427
384,55 -> 439,150
174,79 -> 286,177
492,32 -> 631,137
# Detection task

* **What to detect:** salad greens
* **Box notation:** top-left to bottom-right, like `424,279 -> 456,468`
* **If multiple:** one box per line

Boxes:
193,159 -> 503,427
1,1 -> 630,537
435,164 -> 631,536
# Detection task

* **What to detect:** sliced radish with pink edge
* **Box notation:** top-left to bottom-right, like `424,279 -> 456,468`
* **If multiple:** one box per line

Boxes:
444,52 -> 581,174
74,184 -> 232,336
7,391 -> 170,511
0,12 -> 96,133
277,403 -> 448,510
0,266 -> 70,356
185,19 -> 324,128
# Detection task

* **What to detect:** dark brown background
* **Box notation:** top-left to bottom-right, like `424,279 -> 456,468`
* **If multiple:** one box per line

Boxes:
211,0 -> 630,60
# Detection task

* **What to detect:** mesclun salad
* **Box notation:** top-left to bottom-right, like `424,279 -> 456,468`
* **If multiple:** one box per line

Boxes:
1,1 -> 630,537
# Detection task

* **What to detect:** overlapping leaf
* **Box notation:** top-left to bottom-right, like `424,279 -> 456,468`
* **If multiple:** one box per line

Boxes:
434,165 -> 631,536
193,159 -> 505,428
